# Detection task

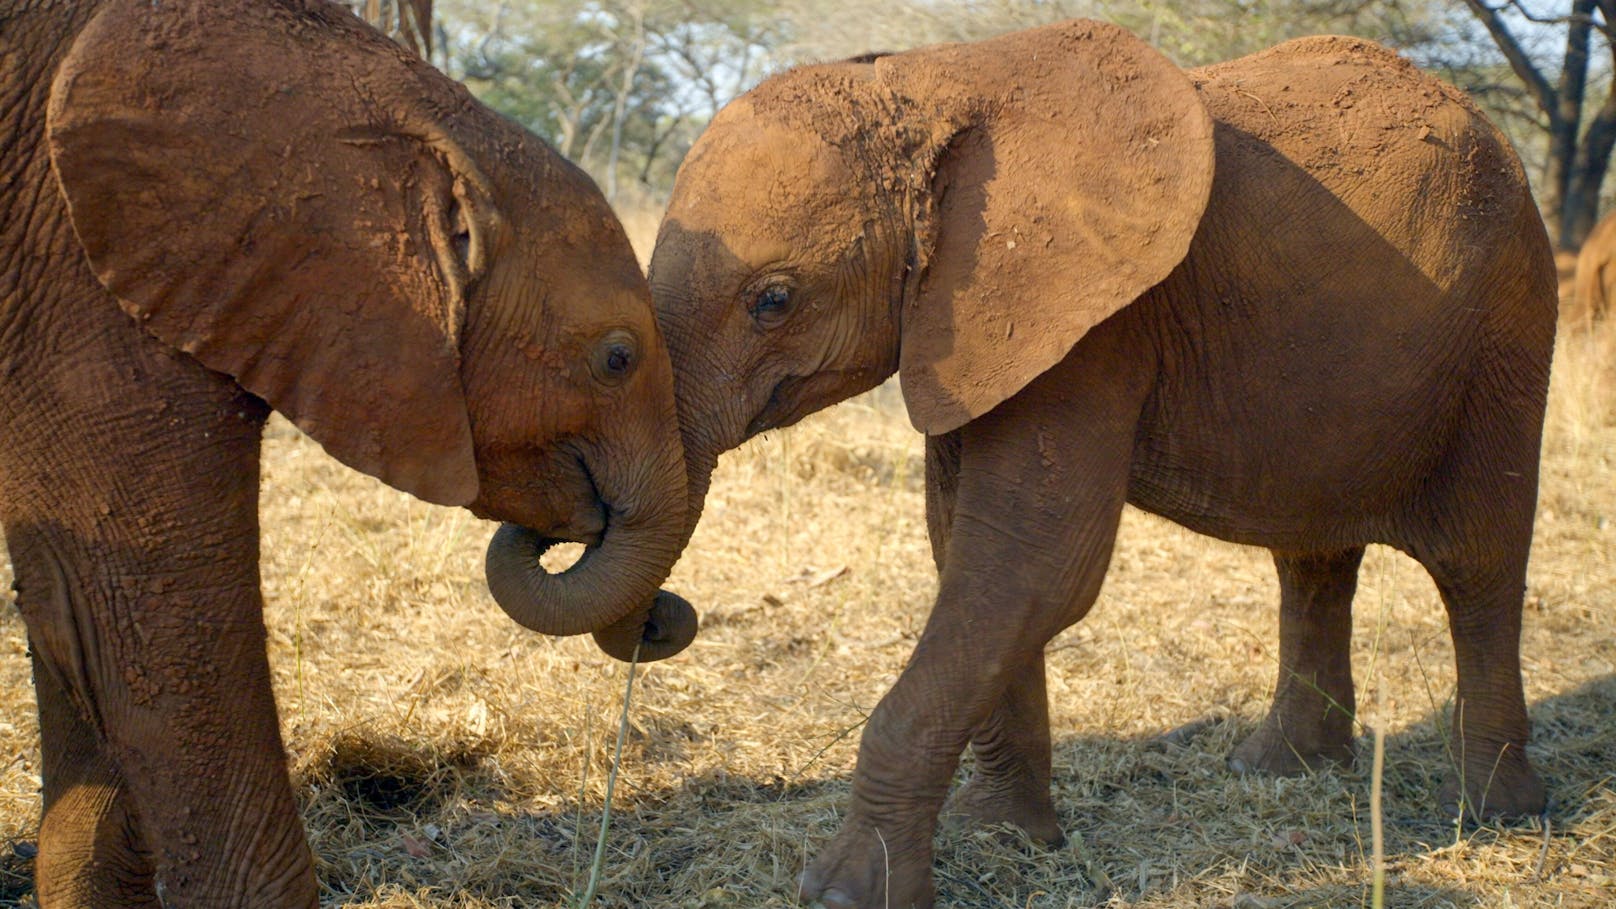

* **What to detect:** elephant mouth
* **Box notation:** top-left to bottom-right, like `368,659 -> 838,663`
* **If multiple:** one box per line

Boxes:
745,377 -> 802,439
744,370 -> 874,440
485,452 -> 617,595
539,452 -> 609,549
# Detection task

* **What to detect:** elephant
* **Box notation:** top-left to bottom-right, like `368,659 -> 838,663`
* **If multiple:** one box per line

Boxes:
645,20 -> 1557,909
2,0 -> 696,904
1571,208 -> 1616,328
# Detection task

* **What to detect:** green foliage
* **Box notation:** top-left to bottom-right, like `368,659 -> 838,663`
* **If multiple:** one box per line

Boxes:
437,0 -> 777,201
775,0 -> 1446,66
432,0 -> 1612,220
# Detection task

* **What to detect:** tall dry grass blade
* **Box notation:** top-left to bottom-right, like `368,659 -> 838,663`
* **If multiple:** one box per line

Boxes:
576,643 -> 641,908
1371,682 -> 1385,909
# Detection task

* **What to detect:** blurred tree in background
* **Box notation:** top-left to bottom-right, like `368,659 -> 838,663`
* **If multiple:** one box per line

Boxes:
349,0 -> 439,60
412,0 -> 1615,247
1438,0 -> 1616,247
435,0 -> 777,203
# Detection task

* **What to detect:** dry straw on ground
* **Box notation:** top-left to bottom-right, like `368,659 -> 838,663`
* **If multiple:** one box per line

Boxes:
0,306 -> 1612,906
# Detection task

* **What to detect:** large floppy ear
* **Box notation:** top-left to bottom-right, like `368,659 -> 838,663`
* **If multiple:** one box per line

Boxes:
879,20 -> 1215,434
46,0 -> 491,505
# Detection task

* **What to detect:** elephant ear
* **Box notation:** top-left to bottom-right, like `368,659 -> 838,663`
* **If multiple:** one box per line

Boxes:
880,20 -> 1215,434
46,0 -> 489,505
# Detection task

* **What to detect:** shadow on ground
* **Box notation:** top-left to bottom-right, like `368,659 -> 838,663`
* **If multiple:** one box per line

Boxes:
0,676 -> 1609,907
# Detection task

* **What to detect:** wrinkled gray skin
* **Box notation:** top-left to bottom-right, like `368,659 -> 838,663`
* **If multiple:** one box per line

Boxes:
3,0 -> 692,905
648,21 -> 1555,909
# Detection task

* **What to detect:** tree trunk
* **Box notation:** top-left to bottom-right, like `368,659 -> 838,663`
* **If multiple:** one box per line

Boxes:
606,7 -> 648,203
1568,87 -> 1616,244
353,0 -> 432,60
1547,0 -> 1595,248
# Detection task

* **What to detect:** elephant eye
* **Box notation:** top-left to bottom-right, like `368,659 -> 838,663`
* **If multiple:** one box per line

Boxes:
590,330 -> 639,387
751,283 -> 793,326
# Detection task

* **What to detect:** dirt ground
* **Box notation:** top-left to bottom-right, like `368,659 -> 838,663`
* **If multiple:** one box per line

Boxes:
0,318 -> 1612,906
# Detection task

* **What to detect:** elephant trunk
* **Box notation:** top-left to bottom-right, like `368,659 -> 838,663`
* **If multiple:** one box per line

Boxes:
484,449 -> 696,662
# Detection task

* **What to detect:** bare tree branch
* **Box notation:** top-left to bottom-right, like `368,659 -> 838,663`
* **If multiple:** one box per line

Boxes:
1493,0 -> 1614,40
1462,0 -> 1558,115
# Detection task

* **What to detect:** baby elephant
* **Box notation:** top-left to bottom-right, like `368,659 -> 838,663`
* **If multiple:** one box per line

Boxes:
4,0 -> 694,905
647,20 -> 1556,909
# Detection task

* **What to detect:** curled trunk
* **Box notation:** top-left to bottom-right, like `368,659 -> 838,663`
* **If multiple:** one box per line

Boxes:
585,435 -> 718,661
484,447 -> 694,661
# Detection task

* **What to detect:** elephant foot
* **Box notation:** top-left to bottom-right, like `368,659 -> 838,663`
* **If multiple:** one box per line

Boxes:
942,774 -> 1064,846
1228,719 -> 1354,777
1440,747 -> 1546,822
798,817 -> 934,909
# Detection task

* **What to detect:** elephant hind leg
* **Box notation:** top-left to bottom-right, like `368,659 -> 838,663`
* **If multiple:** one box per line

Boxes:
31,646 -> 159,909
1420,553 -> 1545,820
944,651 -> 1063,846
1401,344 -> 1548,820
1229,547 -> 1363,777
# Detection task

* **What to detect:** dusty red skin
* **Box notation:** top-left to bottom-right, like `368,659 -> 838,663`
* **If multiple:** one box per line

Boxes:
649,21 -> 1555,909
3,0 -> 691,905
1572,209 -> 1616,327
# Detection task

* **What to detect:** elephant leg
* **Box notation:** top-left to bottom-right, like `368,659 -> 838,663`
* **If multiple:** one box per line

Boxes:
1401,360 -> 1547,820
4,332 -> 316,906
31,642 -> 159,909
926,432 -> 1063,845
1423,558 -> 1545,820
1228,547 -> 1363,776
922,431 -> 962,573
945,651 -> 1062,844
11,478 -> 317,907
800,342 -> 1146,909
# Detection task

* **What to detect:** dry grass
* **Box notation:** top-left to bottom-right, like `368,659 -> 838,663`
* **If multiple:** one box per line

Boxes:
1,324 -> 1613,907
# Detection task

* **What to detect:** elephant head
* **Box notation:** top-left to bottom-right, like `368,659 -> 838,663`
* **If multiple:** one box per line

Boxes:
648,20 -> 1215,547
47,0 -> 693,659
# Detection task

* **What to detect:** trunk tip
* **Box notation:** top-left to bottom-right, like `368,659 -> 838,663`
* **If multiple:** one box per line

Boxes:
591,589 -> 699,662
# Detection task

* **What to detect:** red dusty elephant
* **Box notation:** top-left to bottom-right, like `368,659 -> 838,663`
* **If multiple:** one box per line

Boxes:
1572,208 -> 1616,328
2,0 -> 694,904
646,20 -> 1556,909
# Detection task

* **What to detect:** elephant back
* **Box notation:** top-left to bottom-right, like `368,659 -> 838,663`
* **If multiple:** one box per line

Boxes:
1572,210 -> 1616,326
1188,36 -> 1535,297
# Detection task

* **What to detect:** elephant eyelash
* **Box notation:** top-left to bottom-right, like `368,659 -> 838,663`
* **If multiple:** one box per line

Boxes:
746,284 -> 796,330
752,284 -> 791,313
742,270 -> 796,318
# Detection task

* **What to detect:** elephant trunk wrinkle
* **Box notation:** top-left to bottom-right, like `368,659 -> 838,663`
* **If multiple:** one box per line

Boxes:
485,520 -> 665,637
484,438 -> 690,654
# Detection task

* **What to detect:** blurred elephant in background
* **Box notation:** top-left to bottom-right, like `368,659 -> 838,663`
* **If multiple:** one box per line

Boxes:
2,0 -> 694,904
646,20 -> 1556,909
1572,209 -> 1616,327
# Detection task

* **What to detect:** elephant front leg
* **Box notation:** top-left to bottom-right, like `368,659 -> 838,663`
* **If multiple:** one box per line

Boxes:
32,647 -> 158,909
799,629 -> 1057,908
800,366 -> 1141,909
5,375 -> 317,906
926,433 -> 1063,846
1229,547 -> 1363,776
13,520 -> 318,909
